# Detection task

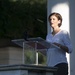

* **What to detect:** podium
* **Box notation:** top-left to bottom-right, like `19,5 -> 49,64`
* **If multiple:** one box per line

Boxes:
12,37 -> 58,65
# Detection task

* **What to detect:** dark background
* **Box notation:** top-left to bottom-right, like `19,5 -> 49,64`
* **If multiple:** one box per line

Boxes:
0,0 -> 47,39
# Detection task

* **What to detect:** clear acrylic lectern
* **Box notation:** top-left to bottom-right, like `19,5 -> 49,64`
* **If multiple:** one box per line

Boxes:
12,37 -> 58,65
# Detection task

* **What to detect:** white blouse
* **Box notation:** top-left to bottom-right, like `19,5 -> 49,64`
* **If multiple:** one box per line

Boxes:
46,30 -> 73,67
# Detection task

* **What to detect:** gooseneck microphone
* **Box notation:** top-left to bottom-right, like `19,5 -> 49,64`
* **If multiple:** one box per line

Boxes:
23,31 -> 28,41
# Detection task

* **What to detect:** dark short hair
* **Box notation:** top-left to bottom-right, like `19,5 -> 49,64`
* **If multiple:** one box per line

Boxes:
48,12 -> 62,27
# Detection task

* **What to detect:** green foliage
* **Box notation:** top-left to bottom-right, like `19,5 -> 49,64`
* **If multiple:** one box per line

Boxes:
38,52 -> 46,65
24,50 -> 46,65
24,50 -> 36,64
0,0 -> 47,39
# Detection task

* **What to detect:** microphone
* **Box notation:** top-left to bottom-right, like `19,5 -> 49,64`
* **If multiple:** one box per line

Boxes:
23,31 -> 28,41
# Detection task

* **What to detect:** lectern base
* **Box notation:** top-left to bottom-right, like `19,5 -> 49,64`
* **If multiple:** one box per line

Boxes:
0,64 -> 57,75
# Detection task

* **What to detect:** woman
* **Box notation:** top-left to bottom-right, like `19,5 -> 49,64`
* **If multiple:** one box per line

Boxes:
46,12 -> 73,75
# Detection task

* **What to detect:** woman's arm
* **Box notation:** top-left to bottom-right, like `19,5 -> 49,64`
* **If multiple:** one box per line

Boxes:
53,42 -> 69,53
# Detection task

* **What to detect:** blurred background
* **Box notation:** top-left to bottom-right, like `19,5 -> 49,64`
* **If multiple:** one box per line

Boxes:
0,0 -> 47,39
0,0 -> 47,65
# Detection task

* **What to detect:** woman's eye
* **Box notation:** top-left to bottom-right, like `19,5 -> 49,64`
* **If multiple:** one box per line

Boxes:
53,18 -> 55,20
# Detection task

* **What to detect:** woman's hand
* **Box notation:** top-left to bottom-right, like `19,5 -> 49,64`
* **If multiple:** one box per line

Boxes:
53,42 -> 69,53
53,42 -> 61,47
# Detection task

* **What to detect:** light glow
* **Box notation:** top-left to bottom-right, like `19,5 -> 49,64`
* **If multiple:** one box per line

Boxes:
51,2 -> 69,32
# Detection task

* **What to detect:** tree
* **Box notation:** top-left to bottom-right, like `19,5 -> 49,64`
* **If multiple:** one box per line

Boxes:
0,0 -> 47,39
0,0 -> 47,65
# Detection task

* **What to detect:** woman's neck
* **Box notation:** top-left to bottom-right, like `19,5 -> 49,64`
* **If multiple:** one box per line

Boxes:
52,27 -> 61,35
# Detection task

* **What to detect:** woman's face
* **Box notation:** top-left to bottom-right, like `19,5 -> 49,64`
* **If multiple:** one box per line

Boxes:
49,15 -> 60,28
